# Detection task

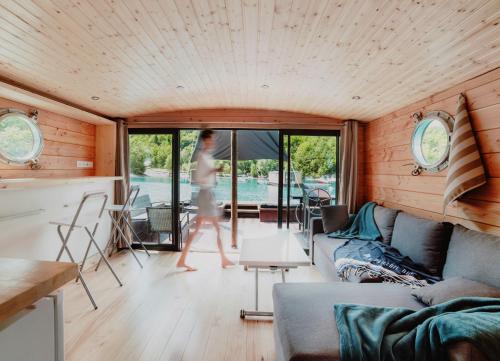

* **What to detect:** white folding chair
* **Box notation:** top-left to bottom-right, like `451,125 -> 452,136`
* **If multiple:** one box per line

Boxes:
96,185 -> 151,271
50,191 -> 123,310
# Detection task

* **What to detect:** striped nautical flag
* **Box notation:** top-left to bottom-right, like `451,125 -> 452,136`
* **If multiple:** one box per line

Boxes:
443,94 -> 486,212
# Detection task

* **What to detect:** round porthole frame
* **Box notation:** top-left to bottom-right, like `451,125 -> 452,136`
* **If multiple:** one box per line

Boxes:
0,109 -> 44,168
410,110 -> 454,175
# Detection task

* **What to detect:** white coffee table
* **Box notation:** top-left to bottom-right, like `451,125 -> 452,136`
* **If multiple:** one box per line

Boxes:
238,232 -> 310,318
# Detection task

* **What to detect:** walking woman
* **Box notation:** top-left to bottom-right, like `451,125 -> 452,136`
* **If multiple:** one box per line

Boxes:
176,129 -> 234,271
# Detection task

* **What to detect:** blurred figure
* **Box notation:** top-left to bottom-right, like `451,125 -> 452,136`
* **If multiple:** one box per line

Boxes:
176,129 -> 234,271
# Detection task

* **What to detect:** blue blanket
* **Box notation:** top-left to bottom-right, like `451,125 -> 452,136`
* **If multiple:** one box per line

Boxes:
335,297 -> 500,361
330,202 -> 438,284
328,201 -> 382,241
334,239 -> 441,284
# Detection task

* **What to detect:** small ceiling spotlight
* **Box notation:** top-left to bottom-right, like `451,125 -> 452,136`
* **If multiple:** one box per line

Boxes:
176,85 -> 184,89
352,95 -> 361,100
261,84 -> 270,89
91,96 -> 100,100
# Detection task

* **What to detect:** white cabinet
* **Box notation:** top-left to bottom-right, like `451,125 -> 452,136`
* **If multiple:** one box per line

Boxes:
0,292 -> 64,361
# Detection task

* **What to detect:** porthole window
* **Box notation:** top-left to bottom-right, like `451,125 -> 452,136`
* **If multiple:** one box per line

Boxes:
0,110 -> 43,166
411,111 -> 453,174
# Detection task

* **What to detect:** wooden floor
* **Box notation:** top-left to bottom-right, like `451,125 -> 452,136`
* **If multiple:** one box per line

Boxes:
62,227 -> 322,361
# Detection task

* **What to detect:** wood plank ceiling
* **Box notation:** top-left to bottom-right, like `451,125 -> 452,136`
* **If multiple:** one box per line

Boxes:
0,0 -> 499,121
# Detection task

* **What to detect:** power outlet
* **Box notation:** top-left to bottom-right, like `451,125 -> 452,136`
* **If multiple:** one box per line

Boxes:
77,160 -> 94,168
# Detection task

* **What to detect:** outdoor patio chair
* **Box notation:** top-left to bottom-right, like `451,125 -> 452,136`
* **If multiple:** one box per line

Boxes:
146,206 -> 190,245
146,206 -> 173,244
131,194 -> 169,242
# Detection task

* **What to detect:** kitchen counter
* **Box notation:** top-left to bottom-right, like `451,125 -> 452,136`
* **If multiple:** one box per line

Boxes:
0,257 -> 77,324
0,176 -> 122,190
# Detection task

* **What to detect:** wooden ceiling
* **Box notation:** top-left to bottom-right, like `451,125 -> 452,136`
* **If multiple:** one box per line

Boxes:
0,0 -> 499,121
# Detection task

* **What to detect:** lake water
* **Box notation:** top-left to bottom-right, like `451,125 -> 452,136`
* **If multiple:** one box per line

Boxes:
131,175 -> 335,204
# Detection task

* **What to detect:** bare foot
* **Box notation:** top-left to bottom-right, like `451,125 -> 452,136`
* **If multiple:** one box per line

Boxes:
176,262 -> 198,272
221,258 -> 235,268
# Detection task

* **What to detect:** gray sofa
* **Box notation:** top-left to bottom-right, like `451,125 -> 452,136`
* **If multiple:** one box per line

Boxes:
273,205 -> 500,361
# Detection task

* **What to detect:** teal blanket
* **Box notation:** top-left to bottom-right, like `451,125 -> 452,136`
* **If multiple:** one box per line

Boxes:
335,297 -> 500,361
329,201 -> 382,241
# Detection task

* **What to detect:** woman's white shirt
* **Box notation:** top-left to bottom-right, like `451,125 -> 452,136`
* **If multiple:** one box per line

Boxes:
195,151 -> 216,189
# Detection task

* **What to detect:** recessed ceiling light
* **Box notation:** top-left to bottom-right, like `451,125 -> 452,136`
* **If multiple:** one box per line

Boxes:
352,95 -> 361,100
91,96 -> 100,100
176,85 -> 184,89
261,84 -> 270,89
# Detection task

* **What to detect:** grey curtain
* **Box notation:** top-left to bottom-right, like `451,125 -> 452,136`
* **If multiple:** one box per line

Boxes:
114,119 -> 131,249
339,120 -> 359,214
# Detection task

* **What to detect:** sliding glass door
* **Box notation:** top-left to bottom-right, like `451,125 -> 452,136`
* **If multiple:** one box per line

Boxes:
279,130 -> 340,235
180,129 -> 281,242
125,127 -> 338,252
128,129 -> 180,251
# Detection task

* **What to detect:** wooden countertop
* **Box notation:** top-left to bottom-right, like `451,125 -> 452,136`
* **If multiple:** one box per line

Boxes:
0,258 -> 78,324
0,176 -> 122,190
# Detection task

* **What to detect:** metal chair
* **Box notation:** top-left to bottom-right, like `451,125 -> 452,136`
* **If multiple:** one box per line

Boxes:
50,191 -> 123,310
97,185 -> 151,271
304,188 -> 332,239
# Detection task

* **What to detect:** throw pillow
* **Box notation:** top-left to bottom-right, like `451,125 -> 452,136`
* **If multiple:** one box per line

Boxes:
373,206 -> 399,244
391,212 -> 453,276
411,277 -> 500,306
320,205 -> 349,233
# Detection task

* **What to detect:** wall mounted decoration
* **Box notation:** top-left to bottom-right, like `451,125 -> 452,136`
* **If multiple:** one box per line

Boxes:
410,111 -> 454,176
0,109 -> 43,169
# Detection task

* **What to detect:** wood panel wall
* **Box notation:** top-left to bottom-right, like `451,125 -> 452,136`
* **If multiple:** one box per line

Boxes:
0,97 -> 96,178
364,68 -> 500,235
128,109 -> 343,130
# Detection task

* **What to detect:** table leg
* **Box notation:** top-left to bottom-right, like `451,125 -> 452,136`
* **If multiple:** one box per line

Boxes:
255,267 -> 259,311
241,266 -> 287,319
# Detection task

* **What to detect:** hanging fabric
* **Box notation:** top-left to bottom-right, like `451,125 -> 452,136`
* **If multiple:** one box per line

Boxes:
339,120 -> 359,214
443,94 -> 486,212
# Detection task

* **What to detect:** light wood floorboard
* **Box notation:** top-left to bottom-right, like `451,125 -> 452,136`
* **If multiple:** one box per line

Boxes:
62,232 -> 322,361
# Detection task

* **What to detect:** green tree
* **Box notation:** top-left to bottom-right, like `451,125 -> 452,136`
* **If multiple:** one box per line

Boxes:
129,135 -> 149,175
250,163 -> 258,177
290,136 -> 336,178
128,131 -> 337,179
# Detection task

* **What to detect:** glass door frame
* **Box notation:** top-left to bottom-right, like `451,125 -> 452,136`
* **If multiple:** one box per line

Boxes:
128,128 -> 181,251
278,129 -> 341,229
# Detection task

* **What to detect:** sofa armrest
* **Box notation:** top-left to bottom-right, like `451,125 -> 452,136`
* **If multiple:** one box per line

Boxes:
309,217 -> 324,263
310,217 -> 325,236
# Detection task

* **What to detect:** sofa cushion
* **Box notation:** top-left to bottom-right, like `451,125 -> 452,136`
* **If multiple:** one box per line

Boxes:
373,205 -> 399,244
313,234 -> 347,260
443,225 -> 500,288
411,277 -> 500,306
312,234 -> 346,282
391,212 -> 453,276
320,205 -> 349,233
273,283 -> 423,361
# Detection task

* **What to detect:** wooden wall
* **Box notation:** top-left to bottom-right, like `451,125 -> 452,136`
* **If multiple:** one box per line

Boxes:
128,108 -> 343,129
364,68 -> 500,235
0,97 -> 96,178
